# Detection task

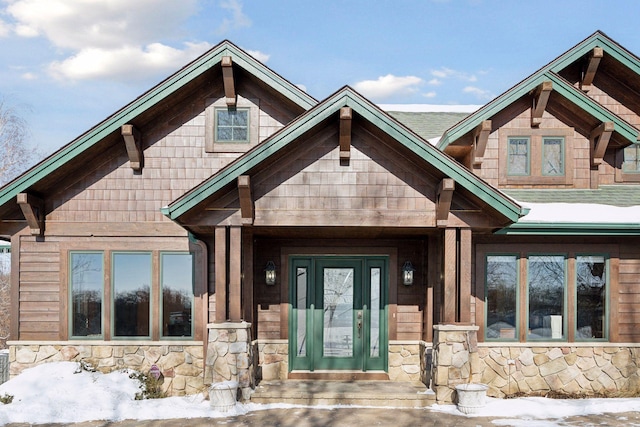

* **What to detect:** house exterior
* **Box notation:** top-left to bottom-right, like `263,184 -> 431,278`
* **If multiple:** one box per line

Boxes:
2,31 -> 640,402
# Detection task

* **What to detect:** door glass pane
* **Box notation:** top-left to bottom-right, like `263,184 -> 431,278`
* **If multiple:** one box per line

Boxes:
296,267 -> 307,356
576,256 -> 606,339
161,253 -> 193,337
323,268 -> 354,357
370,267 -> 380,357
70,252 -> 103,337
528,255 -> 565,340
486,255 -> 517,339
113,253 -> 151,337
543,137 -> 564,175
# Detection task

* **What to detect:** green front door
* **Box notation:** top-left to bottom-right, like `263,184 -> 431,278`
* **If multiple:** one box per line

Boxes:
290,256 -> 387,372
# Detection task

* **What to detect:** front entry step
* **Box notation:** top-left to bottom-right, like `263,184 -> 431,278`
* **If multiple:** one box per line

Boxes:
251,380 -> 436,407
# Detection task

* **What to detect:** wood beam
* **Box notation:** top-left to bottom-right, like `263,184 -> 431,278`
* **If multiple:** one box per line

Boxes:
581,47 -> 604,92
221,56 -> 236,107
458,229 -> 472,323
472,120 -> 492,167
443,228 -> 457,323
237,175 -> 254,225
339,107 -> 352,161
590,121 -> 614,167
436,178 -> 455,227
214,227 -> 227,322
17,192 -> 44,236
229,226 -> 242,322
531,81 -> 553,127
121,124 -> 143,171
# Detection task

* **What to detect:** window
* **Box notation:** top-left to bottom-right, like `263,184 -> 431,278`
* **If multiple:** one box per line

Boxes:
113,252 -> 152,338
507,137 -> 530,175
215,108 -> 249,143
205,96 -> 259,153
542,137 -> 564,176
480,247 -> 609,342
485,255 -> 518,340
70,252 -> 104,338
622,144 -> 640,173
68,249 -> 196,341
528,255 -> 565,340
161,253 -> 194,338
500,128 -> 572,185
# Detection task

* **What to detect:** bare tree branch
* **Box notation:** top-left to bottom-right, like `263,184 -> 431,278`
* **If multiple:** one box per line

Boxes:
0,97 -> 41,185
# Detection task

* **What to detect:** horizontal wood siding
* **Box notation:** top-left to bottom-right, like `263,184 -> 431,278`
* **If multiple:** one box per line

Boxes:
618,243 -> 640,342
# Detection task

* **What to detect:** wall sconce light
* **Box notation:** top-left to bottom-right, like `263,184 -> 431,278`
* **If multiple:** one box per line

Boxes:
265,261 -> 276,285
402,261 -> 415,286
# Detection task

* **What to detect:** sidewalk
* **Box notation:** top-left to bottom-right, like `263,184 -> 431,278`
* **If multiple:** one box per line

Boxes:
5,406 -> 640,427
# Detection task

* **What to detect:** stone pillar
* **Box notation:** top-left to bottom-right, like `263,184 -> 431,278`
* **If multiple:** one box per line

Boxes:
432,324 -> 480,403
204,322 -> 253,401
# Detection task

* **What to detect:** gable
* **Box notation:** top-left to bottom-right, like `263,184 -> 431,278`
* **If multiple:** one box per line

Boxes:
163,87 -> 524,229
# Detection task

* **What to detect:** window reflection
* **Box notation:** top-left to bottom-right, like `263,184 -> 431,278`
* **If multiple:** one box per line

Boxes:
113,253 -> 151,337
576,256 -> 606,339
162,253 -> 193,338
486,255 -> 517,339
71,252 -> 103,337
528,255 -> 565,340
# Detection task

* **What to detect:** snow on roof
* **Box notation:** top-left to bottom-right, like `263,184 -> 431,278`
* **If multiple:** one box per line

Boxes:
519,202 -> 640,223
378,104 -> 483,113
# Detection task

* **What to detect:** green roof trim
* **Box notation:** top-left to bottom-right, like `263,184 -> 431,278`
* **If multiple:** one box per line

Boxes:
437,31 -> 640,150
0,41 -> 316,208
496,222 -> 640,236
164,87 -> 525,222
438,71 -> 639,149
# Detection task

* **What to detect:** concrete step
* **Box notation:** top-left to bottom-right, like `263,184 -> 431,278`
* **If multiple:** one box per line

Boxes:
250,380 -> 436,407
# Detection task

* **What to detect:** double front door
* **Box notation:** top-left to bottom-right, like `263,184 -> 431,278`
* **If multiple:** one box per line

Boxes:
289,256 -> 388,371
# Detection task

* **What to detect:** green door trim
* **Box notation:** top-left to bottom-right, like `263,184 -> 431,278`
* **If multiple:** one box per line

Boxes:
289,255 -> 388,372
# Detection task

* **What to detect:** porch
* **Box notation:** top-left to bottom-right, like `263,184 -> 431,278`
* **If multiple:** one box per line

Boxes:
250,379 -> 435,407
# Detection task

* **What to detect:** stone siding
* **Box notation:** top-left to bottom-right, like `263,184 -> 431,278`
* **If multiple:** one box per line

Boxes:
8,342 -> 205,396
255,340 -> 288,381
478,345 -> 640,397
389,342 -> 422,382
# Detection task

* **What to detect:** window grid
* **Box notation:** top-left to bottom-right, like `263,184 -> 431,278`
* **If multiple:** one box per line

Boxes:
215,108 -> 249,143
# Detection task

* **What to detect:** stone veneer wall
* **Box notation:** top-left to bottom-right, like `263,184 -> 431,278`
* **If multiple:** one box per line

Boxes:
388,342 -> 422,382
204,322 -> 253,401
477,344 -> 640,397
8,342 -> 205,396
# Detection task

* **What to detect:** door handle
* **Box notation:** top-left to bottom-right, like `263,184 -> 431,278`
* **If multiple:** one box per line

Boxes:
357,311 -> 362,338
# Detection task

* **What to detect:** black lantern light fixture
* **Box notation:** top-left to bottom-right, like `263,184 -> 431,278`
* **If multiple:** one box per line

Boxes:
265,261 -> 276,285
402,261 -> 415,286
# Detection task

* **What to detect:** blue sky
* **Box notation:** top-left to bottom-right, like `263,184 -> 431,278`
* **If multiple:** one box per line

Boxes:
1,0 -> 640,155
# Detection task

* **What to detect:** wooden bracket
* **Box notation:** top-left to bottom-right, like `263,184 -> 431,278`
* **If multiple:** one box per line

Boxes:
590,121 -> 614,167
472,120 -> 492,167
531,81 -> 553,127
238,175 -> 254,225
339,107 -> 352,161
222,56 -> 236,107
121,124 -> 143,171
436,178 -> 455,227
581,47 -> 604,92
17,192 -> 44,236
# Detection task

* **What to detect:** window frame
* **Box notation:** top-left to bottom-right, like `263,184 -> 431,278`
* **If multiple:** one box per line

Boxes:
484,253 -> 520,342
214,107 -> 250,144
205,96 -> 259,153
541,136 -> 565,176
111,251 -> 153,340
615,145 -> 640,182
499,128 -> 573,186
526,253 -> 567,342
507,137 -> 531,176
574,253 -> 609,342
160,252 -> 195,339
69,251 -> 105,340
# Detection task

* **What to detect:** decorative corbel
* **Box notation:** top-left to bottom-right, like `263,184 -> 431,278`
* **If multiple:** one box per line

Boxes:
581,47 -> 604,92
121,124 -> 143,172
339,107 -> 352,161
17,192 -> 44,236
237,175 -> 254,225
531,81 -> 553,127
222,56 -> 236,107
472,120 -> 492,167
590,121 -> 614,167
436,178 -> 455,227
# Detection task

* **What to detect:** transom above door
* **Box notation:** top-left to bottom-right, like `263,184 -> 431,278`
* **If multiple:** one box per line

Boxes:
289,256 -> 388,372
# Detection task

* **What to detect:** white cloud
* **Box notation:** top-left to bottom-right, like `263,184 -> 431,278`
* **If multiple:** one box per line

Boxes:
21,72 -> 37,80
431,67 -> 477,82
423,91 -> 437,98
0,19 -> 11,37
295,84 -> 307,92
353,74 -> 423,101
244,49 -> 270,63
428,78 -> 442,86
217,0 -> 251,34
49,42 -> 212,81
463,85 -> 495,101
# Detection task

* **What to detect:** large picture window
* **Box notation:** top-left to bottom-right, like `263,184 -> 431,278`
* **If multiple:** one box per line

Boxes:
481,249 -> 609,342
161,253 -> 194,338
113,252 -> 152,338
70,252 -> 104,338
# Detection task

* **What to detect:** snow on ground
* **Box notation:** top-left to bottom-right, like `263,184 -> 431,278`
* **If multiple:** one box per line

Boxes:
519,202 -> 640,224
0,362 -> 639,425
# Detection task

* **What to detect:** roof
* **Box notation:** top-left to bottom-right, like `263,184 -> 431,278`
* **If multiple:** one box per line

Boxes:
437,31 -> 640,150
162,86 -> 525,223
505,185 -> 640,207
387,111 -> 469,140
0,40 -> 317,209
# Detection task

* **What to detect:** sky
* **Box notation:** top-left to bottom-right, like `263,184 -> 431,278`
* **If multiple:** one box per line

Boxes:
1,0 -> 640,155
1,361 -> 640,425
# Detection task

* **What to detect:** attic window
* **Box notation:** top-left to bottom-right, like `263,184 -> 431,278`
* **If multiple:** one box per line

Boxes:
622,144 -> 640,173
215,108 -> 249,143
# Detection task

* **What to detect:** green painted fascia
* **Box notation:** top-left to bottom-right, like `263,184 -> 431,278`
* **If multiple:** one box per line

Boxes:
0,41 -> 316,208
165,87 -> 524,222
496,222 -> 640,236
438,71 -> 639,149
